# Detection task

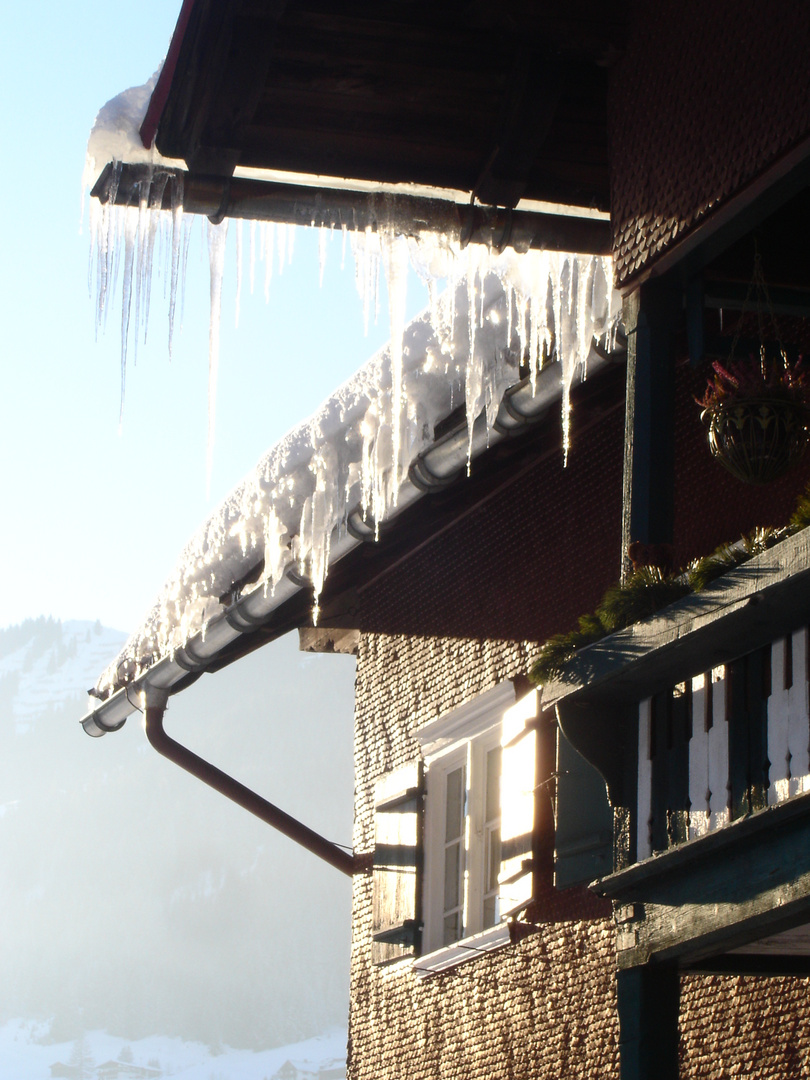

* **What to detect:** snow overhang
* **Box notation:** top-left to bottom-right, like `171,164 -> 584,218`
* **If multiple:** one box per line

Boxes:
80,268 -> 626,738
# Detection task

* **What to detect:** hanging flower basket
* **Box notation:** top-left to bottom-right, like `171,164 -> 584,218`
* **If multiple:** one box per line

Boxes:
701,397 -> 810,485
696,246 -> 810,484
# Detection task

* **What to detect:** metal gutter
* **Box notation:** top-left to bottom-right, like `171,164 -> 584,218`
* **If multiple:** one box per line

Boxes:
80,343 -> 624,740
141,689 -> 355,876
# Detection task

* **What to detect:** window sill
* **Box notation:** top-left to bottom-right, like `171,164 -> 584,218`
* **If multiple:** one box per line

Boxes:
412,923 -> 512,979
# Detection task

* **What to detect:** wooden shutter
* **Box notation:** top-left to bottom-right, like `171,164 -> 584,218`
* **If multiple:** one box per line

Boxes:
372,761 -> 423,965
554,729 -> 613,888
498,690 -> 539,916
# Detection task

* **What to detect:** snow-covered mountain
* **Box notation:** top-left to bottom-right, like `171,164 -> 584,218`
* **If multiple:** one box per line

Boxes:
0,617 -> 355,1062
0,618 -> 126,732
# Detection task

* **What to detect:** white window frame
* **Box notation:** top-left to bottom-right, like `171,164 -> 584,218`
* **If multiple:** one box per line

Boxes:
415,683 -> 517,974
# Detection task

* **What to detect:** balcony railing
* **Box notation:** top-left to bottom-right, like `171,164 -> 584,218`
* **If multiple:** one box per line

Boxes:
636,629 -> 810,859
545,526 -> 810,876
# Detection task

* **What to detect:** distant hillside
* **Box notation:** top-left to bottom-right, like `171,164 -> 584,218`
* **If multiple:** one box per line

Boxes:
0,618 -> 355,1051
0,617 -> 126,732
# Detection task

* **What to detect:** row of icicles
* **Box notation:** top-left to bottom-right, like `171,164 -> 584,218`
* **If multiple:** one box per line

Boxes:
90,166 -> 617,575
88,164 -> 618,484
88,167 -> 621,685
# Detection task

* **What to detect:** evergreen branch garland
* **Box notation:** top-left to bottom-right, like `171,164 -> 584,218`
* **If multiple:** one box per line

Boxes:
530,486 -> 810,686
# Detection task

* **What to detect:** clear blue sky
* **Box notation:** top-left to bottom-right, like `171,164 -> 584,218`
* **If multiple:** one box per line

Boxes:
0,0 -> 427,635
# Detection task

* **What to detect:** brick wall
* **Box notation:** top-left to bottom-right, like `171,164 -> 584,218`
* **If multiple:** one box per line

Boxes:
349,630 -> 618,1080
355,393 -> 626,647
609,2 -> 810,286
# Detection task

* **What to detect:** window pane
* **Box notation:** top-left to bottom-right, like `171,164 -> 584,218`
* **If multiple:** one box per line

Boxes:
445,766 -> 465,841
444,912 -> 461,947
486,746 -> 501,823
487,825 -> 500,894
444,840 -> 461,911
483,896 -> 497,930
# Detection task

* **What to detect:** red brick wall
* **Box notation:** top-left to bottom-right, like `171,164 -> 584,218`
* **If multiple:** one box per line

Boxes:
609,2 -> 810,286
356,397 -> 626,647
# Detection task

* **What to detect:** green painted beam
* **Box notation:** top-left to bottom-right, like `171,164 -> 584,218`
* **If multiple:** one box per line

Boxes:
617,966 -> 680,1080
597,788 -> 810,969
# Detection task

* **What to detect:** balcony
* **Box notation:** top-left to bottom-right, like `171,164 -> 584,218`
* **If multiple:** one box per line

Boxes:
544,526 -> 810,972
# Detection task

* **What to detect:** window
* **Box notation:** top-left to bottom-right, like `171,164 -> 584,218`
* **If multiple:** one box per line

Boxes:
424,728 -> 503,950
369,683 -> 542,972
417,684 -> 538,968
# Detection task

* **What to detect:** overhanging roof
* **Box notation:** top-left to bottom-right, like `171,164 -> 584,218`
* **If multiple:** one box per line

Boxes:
143,0 -> 626,211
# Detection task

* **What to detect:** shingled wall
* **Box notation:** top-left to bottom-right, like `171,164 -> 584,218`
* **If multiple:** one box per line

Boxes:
345,371 -> 810,1078
609,1 -> 810,286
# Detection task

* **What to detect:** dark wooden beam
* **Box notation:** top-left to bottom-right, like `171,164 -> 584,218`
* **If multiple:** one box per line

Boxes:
473,48 -> 562,208
617,966 -> 680,1080
621,280 -> 681,574
596,786 -> 810,970
91,163 -> 613,255
703,280 -> 810,319
688,954 -> 810,976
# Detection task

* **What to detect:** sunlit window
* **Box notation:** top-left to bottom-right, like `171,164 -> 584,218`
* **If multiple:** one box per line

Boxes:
421,706 -> 505,953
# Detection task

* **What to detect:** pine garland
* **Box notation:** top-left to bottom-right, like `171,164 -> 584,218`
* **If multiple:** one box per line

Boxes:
530,486 -> 810,686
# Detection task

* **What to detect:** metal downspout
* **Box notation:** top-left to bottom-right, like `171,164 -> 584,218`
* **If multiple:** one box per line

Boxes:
141,691 -> 355,877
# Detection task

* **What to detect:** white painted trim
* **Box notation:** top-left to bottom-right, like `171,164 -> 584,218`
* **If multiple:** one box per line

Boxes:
417,683 -> 516,759
412,923 -> 512,979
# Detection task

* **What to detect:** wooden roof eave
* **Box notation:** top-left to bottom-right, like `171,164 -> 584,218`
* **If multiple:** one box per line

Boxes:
144,0 -> 622,212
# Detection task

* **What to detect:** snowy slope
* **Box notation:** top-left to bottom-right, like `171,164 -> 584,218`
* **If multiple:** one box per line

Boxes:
0,619 -> 126,732
0,1019 -> 346,1080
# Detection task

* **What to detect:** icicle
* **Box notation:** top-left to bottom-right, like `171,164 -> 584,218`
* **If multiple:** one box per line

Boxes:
235,220 -> 243,328
167,174 -> 184,357
249,220 -> 257,295
206,218 -> 229,495
277,223 -> 287,275
381,228 -> 410,501
88,126 -> 624,675
318,225 -> 328,287
118,206 -> 138,427
263,221 -> 275,303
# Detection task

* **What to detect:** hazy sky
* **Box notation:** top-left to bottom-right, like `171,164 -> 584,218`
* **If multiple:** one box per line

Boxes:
1,0 -> 428,635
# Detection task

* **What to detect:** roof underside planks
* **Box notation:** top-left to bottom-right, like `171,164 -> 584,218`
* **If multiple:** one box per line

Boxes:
150,0 -> 627,210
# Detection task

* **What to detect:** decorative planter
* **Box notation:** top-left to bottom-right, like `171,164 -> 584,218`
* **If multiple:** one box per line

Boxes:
702,398 -> 809,484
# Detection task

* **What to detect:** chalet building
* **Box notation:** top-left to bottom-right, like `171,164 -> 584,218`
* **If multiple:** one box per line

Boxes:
95,1061 -> 161,1080
83,3 -> 810,1078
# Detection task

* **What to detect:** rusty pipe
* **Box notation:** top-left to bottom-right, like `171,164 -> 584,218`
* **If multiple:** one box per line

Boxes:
142,695 -> 355,876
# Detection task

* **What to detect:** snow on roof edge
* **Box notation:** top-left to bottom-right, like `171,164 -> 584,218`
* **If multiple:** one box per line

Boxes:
91,251 -> 619,701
